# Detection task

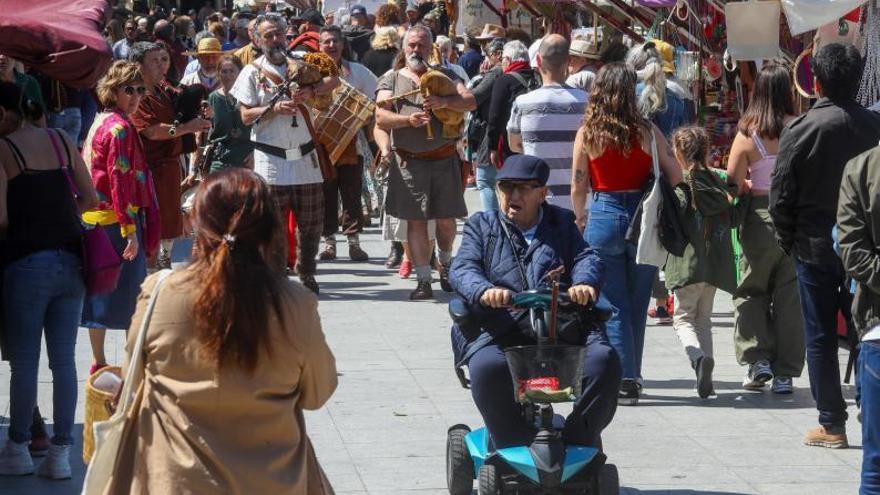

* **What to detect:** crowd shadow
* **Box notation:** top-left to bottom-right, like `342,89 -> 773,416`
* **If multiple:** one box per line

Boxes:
638,379 -> 835,410
622,490 -> 754,495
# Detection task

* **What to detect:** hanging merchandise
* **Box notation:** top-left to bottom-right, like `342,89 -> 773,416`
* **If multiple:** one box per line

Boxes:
814,10 -> 863,53
676,50 -> 700,81
781,0 -> 870,35
857,0 -> 880,106
703,55 -> 723,82
725,0 -> 781,61
793,46 -> 820,99
636,0 -> 679,10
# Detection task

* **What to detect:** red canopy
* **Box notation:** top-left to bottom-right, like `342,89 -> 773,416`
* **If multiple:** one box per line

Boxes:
0,0 -> 112,89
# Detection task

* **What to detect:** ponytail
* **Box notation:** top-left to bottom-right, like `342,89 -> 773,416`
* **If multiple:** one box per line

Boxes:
637,59 -> 667,119
189,169 -> 288,374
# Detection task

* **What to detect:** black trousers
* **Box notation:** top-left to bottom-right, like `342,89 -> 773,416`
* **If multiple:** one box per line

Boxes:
322,161 -> 364,238
468,331 -> 622,449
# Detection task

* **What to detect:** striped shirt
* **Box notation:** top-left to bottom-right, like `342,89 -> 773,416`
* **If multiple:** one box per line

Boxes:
507,84 -> 588,210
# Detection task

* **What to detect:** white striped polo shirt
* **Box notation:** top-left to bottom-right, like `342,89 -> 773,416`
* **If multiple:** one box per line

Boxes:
507,84 -> 588,211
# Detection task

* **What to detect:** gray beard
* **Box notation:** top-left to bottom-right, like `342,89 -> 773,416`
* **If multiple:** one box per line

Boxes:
266,47 -> 287,65
406,55 -> 426,73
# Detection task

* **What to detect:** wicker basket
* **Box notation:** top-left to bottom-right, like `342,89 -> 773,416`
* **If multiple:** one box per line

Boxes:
82,366 -> 122,464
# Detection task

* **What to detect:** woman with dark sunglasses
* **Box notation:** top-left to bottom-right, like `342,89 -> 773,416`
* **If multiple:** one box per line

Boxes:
80,60 -> 160,380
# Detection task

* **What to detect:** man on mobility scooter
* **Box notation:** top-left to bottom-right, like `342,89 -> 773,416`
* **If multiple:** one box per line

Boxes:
447,155 -> 623,494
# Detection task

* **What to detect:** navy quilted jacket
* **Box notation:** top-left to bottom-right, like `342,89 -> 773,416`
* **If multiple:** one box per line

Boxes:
449,204 -> 606,363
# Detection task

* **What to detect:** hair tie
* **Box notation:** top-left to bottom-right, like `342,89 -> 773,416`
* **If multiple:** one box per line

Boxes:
223,233 -> 236,249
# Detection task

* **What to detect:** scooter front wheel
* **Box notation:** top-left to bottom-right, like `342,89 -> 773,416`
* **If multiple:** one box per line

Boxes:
446,424 -> 473,495
478,464 -> 501,495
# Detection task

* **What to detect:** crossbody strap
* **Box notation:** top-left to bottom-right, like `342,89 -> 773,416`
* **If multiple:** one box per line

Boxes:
498,216 -> 530,290
115,270 -> 173,417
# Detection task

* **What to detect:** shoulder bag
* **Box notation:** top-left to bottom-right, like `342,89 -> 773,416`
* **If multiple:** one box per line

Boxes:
80,270 -> 173,495
48,129 -> 123,296
635,135 -> 670,267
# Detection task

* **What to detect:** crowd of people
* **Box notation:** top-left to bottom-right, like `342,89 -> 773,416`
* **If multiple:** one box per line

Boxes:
0,0 -> 877,493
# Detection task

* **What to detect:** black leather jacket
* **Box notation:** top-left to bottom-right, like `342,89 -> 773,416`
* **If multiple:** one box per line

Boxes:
770,97 -> 880,265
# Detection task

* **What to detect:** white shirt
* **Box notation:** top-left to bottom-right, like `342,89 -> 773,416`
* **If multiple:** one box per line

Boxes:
341,61 -> 378,99
230,55 -> 323,186
566,68 -> 596,94
179,70 -> 219,92
865,325 -> 880,341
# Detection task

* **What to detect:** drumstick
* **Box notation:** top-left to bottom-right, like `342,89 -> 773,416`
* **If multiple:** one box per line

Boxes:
376,89 -> 422,105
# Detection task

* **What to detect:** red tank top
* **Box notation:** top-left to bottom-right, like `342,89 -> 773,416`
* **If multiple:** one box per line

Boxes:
589,141 -> 653,192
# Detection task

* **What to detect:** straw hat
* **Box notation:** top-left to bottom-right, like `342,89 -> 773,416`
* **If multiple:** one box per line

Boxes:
475,24 -> 505,41
569,39 -> 600,60
184,37 -> 226,57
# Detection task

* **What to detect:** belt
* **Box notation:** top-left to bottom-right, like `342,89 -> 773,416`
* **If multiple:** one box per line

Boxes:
252,140 -> 316,159
393,143 -> 458,162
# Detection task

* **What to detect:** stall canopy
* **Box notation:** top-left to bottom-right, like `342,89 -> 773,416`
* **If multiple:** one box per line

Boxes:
0,0 -> 112,89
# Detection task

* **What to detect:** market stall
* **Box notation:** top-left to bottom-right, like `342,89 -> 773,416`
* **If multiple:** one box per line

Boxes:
479,0 -> 878,164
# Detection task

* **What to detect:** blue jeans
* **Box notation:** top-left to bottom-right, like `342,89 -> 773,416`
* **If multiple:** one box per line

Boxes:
862,341 -> 880,494
475,163 -> 498,211
794,258 -> 848,427
585,191 -> 657,379
4,250 -> 85,445
48,108 -> 82,146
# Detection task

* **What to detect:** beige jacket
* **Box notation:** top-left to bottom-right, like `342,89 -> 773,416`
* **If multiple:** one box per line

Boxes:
110,270 -> 337,495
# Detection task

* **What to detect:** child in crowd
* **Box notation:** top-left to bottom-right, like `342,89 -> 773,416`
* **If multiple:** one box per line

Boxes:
664,127 -> 737,398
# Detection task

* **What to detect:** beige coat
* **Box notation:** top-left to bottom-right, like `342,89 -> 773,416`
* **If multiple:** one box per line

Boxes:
109,270 -> 338,495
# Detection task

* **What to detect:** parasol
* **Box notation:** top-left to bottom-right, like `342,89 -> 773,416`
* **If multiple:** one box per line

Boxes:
0,0 -> 112,89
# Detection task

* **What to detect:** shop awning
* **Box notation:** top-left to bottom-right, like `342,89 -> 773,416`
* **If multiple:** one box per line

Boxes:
0,0 -> 112,89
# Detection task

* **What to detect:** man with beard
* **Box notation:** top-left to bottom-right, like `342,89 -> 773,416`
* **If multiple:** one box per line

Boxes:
376,25 -> 476,300
129,42 -> 212,268
231,14 -> 340,294
317,26 -> 377,262
180,37 -> 223,91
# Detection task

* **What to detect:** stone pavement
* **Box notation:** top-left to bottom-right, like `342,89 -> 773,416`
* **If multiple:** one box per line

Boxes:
0,190 -> 863,494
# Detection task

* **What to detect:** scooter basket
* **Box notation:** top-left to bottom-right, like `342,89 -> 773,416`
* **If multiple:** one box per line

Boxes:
505,344 -> 587,404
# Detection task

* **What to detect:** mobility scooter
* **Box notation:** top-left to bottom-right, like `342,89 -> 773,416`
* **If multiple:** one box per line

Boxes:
446,279 -> 620,495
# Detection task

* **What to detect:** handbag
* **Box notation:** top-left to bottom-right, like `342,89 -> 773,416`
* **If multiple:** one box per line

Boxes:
48,129 -> 122,296
80,270 -> 172,495
635,135 -> 670,267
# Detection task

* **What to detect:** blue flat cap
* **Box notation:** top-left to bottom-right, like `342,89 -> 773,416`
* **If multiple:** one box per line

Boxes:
497,154 -> 550,185
350,4 -> 367,16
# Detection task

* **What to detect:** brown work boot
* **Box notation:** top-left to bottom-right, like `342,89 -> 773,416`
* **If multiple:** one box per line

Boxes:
409,280 -> 433,300
803,425 -> 848,449
319,243 -> 337,261
349,243 -> 369,262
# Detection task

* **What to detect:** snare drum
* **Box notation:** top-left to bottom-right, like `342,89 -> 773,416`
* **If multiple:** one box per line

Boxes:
312,82 -> 376,164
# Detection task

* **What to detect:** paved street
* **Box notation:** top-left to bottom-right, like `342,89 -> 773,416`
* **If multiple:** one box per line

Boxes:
0,190 -> 863,494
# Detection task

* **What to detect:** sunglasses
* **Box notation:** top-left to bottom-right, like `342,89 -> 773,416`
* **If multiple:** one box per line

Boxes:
497,182 -> 543,194
122,85 -> 147,96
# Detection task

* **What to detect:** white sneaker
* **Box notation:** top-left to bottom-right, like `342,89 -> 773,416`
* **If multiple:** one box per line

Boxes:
0,440 -> 34,476
743,360 -> 774,390
771,376 -> 794,394
37,444 -> 71,480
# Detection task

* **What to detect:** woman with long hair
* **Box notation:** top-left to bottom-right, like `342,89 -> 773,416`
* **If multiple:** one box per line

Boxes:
572,63 -> 682,406
0,82 -> 98,479
81,60 -> 160,377
109,168 -> 337,494
726,60 -> 804,394
626,42 -> 691,137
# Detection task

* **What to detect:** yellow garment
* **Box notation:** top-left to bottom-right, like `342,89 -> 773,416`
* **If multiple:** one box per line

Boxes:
82,208 -> 139,238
